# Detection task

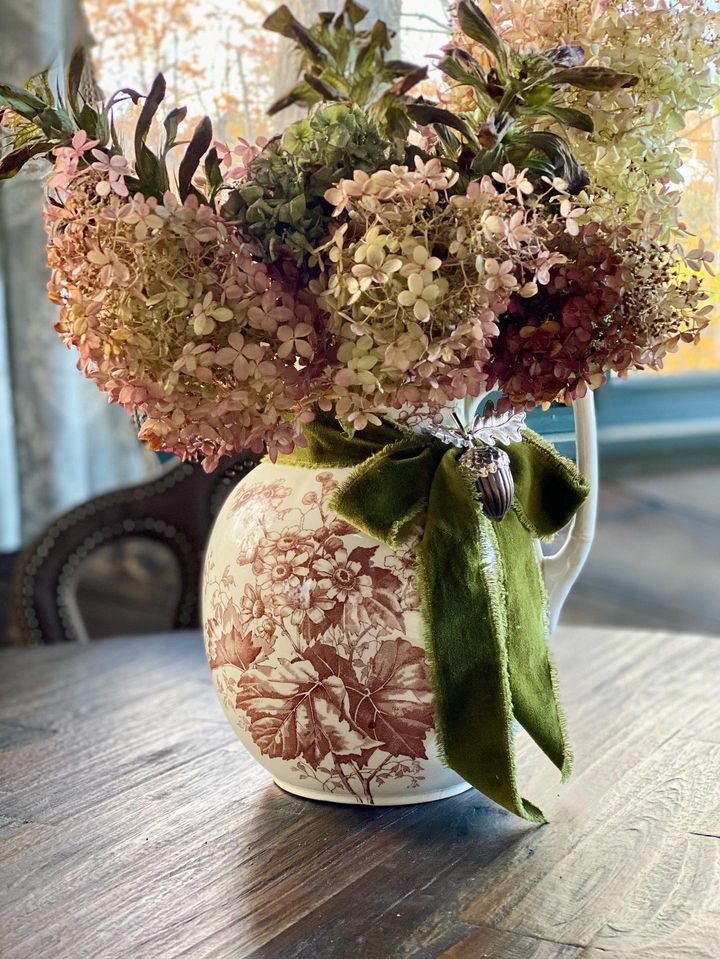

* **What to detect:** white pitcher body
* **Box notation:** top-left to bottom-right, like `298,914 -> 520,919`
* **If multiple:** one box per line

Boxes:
201,396 -> 597,805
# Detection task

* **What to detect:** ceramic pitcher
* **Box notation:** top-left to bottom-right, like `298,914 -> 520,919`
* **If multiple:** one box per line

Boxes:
201,395 -> 598,805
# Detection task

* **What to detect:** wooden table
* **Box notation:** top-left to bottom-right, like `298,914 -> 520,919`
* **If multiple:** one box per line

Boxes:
1,627 -> 719,959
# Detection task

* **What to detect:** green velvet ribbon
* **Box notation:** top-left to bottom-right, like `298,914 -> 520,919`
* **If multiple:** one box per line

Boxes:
279,412 -> 589,822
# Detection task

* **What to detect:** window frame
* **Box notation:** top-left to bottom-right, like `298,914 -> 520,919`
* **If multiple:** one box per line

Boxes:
527,373 -> 720,474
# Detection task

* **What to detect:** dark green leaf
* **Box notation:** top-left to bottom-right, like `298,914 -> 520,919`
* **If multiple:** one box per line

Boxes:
522,153 -> 556,179
123,174 -> 143,195
436,52 -> 496,112
534,105 -> 594,132
204,147 -> 222,196
456,1 -> 505,67
35,107 -> 74,137
79,103 -> 99,137
267,82 -> 320,116
437,53 -> 485,88
178,115 -> 212,200
0,83 -> 47,112
433,124 -> 461,153
109,114 -> 122,152
343,0 -> 367,26
406,104 -> 479,147
303,73 -> 343,100
0,94 -> 43,121
134,73 -> 166,163
0,140 -> 52,179
470,145 -> 504,176
263,6 -> 327,62
356,20 -> 391,70
382,59 -> 426,80
130,75 -> 168,196
163,106 -> 187,152
94,109 -> 110,147
263,4 -> 302,39
135,143 -> 168,198
547,66 -> 638,91
66,47 -> 87,119
387,65 -> 427,97
511,131 -> 589,193
58,106 -> 77,132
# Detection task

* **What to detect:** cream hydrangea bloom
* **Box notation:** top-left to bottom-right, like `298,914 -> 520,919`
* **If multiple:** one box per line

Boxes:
316,162 -> 569,421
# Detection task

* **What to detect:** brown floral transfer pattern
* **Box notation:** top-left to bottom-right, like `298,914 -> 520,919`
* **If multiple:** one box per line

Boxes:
203,471 -> 434,802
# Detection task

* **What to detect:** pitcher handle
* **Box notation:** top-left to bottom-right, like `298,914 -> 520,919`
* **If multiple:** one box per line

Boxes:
541,391 -> 599,633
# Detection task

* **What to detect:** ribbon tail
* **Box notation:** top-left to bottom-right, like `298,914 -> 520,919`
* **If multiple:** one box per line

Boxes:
416,451 -> 546,823
494,510 -> 573,782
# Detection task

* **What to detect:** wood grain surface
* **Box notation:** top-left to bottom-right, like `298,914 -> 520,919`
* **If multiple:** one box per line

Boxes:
1,627 -> 718,959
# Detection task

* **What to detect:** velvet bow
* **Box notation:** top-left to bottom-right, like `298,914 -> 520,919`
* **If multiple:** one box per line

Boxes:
280,412 -> 589,821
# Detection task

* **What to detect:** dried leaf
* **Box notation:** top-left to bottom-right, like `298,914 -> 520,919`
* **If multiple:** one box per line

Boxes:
548,66 -> 639,91
178,115 -> 212,200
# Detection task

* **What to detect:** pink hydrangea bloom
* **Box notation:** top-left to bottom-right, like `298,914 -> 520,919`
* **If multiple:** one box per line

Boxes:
45,163 -> 331,469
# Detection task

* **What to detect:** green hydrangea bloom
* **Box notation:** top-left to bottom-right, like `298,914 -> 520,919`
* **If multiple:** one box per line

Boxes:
224,103 -> 402,274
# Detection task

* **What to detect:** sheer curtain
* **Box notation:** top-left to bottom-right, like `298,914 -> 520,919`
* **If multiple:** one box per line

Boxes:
0,0 -> 158,552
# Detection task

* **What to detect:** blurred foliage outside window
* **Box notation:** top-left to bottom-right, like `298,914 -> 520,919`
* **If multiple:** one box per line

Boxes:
663,109 -> 720,373
84,0 -> 719,375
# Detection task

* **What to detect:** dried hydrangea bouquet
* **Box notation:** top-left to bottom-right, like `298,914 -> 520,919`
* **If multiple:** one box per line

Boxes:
1,0 -> 716,817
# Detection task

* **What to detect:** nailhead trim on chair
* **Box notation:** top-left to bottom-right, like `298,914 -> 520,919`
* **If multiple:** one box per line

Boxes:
16,464 -> 195,644
11,453 -> 261,645
54,519 -> 197,643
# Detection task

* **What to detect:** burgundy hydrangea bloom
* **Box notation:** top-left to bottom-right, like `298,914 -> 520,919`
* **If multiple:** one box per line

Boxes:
485,224 -> 711,410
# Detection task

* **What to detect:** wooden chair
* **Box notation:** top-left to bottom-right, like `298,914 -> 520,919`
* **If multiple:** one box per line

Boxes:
10,452 -> 261,644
